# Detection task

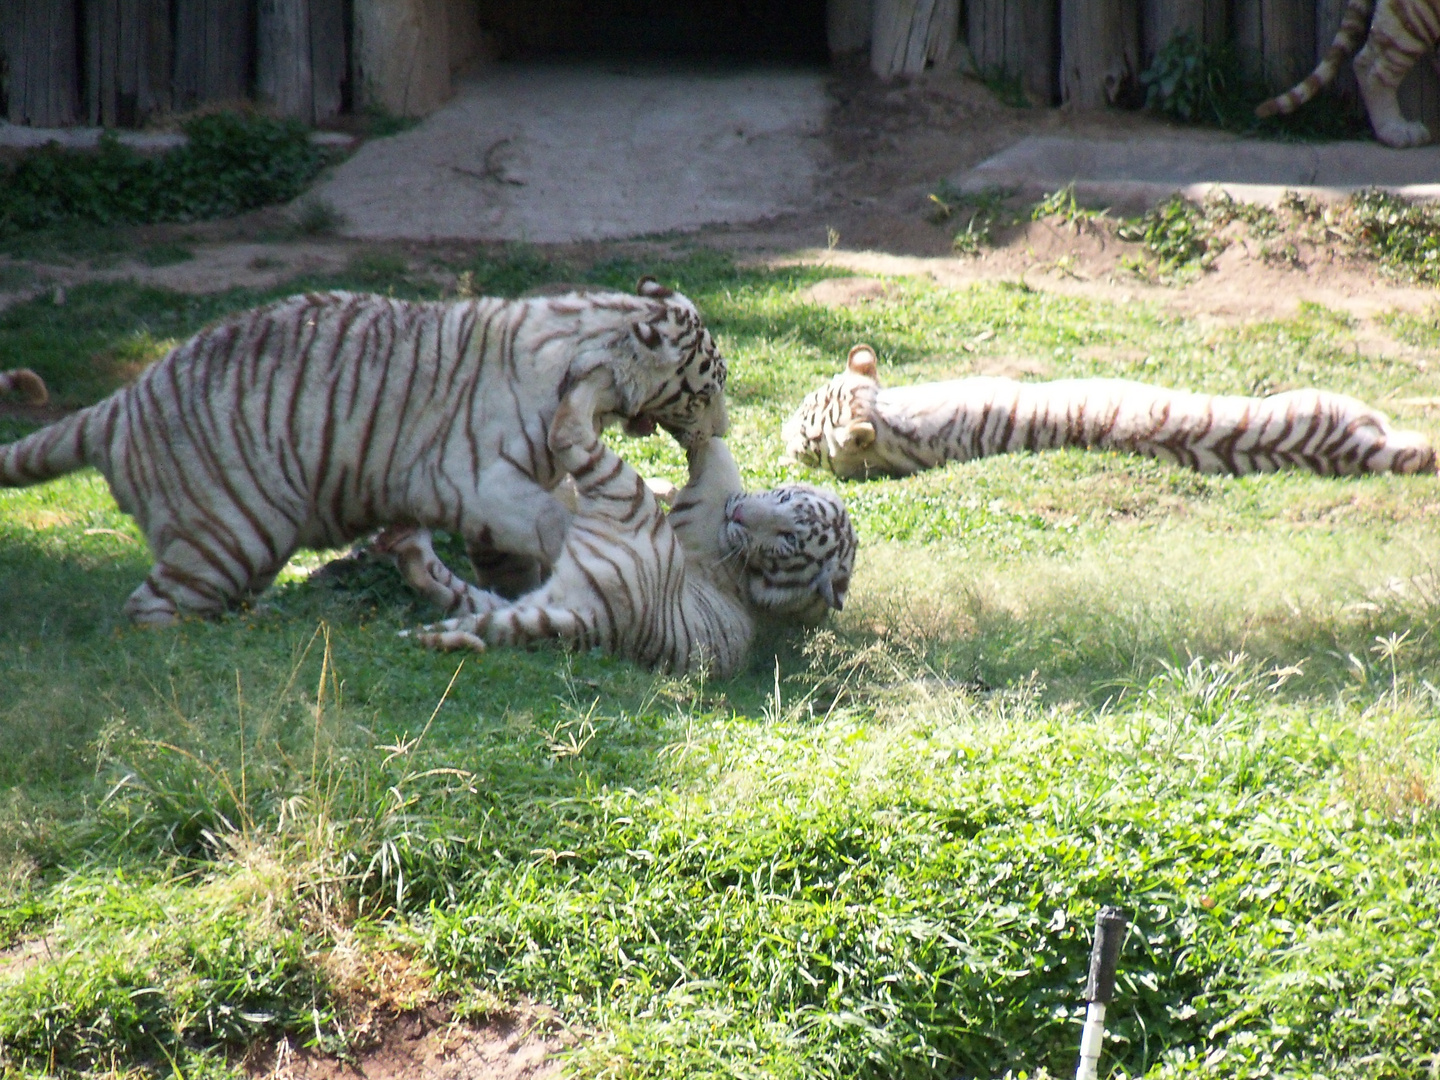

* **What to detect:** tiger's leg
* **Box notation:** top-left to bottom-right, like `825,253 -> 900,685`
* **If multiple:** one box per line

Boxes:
123,536 -> 252,625
372,526 -> 503,616
1354,36 -> 1430,147
473,460 -> 573,571
464,533 -> 545,599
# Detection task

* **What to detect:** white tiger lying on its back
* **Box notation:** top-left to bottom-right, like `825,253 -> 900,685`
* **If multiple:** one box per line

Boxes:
397,400 -> 857,678
0,279 -> 728,624
783,344 -> 1436,479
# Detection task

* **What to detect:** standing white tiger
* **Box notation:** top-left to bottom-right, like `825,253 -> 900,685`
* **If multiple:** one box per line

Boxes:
1254,0 -> 1440,147
403,398 -> 858,678
784,344 -> 1436,479
0,280 -> 728,623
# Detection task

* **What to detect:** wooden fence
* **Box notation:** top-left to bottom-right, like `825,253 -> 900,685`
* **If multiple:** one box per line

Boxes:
864,0 -> 1439,126
1,0 -> 485,128
3,0 -> 1435,131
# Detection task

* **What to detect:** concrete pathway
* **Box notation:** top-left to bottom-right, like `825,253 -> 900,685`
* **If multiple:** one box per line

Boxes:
308,64 -> 829,243
955,134 -> 1440,206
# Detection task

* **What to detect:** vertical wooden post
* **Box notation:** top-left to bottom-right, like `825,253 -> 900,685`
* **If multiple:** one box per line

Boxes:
1141,0 -> 1224,69
1259,0 -> 1313,89
257,0 -> 313,120
309,0 -> 346,122
2,0 -> 81,126
1060,0 -> 1139,108
1232,0 -> 1263,81
871,0 -> 959,78
353,0 -> 452,117
85,0 -> 167,127
1234,0 -> 1313,90
173,0 -> 253,109
828,0 -> 874,56
967,0 -> 1058,104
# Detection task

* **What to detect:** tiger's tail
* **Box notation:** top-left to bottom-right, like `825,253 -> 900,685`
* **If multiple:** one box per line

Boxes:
0,369 -> 48,406
1255,0 -> 1374,116
0,369 -> 100,487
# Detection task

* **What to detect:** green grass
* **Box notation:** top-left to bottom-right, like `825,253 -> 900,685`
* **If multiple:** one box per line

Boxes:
0,251 -> 1437,1079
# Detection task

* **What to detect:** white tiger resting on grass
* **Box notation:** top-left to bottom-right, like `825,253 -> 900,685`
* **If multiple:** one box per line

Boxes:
396,398 -> 858,678
1254,0 -> 1440,147
783,344 -> 1437,479
0,279 -> 728,624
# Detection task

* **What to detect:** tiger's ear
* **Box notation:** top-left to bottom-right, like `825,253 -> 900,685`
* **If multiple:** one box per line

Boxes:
636,276 -> 673,300
846,344 -> 879,379
836,421 -> 876,449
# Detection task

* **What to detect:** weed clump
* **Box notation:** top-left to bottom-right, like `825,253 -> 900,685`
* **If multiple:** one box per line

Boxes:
1344,188 -> 1440,283
928,182 -> 1018,255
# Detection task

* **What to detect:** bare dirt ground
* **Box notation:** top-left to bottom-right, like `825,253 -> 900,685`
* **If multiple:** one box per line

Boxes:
250,1006 -> 568,1080
1,64 -> 1433,333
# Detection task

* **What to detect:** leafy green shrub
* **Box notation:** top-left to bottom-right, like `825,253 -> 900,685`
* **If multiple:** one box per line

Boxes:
0,112 -> 329,238
1141,32 -> 1235,124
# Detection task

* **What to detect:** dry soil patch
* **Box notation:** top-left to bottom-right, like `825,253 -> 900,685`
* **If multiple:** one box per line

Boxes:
254,1008 -> 566,1080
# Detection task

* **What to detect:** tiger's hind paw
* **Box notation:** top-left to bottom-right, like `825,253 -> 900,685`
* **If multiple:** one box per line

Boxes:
407,622 -> 489,652
1375,118 -> 1431,148
405,613 -> 490,651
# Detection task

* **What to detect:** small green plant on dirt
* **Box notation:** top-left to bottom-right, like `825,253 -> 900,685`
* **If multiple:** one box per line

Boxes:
1031,183 -> 1110,233
1140,31 -> 1234,124
1342,188 -> 1440,283
361,105 -> 422,139
1118,195 -> 1218,278
0,112 -> 332,244
929,182 -> 1015,255
293,197 -> 345,237
978,69 -> 1032,109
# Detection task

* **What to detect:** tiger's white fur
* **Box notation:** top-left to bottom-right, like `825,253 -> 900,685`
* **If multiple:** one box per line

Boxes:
405,401 -> 858,677
0,280 -> 728,624
783,344 -> 1436,479
1255,0 -> 1440,147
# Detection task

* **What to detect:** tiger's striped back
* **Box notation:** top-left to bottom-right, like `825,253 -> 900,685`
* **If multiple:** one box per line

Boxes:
1,282 -> 729,624
783,344 -> 1436,480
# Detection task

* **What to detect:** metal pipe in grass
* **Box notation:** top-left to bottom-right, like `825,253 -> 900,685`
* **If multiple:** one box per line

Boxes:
1075,906 -> 1129,1080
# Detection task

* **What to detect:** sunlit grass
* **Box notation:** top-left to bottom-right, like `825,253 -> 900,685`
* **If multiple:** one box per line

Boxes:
0,251 -> 1437,1079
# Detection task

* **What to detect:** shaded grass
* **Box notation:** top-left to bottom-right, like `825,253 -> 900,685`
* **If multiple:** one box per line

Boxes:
1,250 -> 1438,1078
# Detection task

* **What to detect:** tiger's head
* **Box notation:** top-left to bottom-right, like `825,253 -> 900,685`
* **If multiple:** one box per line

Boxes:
609,277 -> 729,446
781,344 -> 886,480
721,483 -> 858,625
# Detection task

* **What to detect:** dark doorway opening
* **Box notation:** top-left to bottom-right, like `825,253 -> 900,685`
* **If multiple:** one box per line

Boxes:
476,1 -> 829,64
